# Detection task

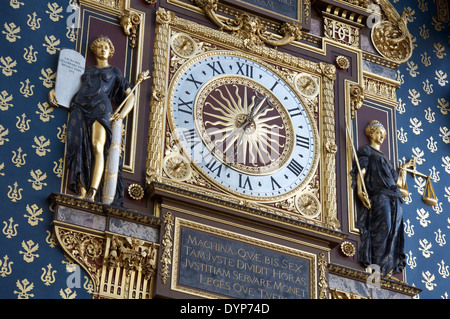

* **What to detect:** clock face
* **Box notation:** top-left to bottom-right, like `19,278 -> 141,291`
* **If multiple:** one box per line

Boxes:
168,51 -> 319,200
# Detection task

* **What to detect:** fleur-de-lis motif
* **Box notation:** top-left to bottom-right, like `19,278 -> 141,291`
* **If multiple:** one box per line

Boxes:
425,107 -> 435,123
419,238 -> 434,258
428,166 -> 440,182
59,287 -> 77,299
83,276 -> 94,294
27,12 -> 41,30
15,113 -> 30,132
24,204 -> 44,226
432,16 -> 444,31
434,229 -> 446,247
396,97 -> 406,114
39,68 -> 56,88
438,260 -> 450,279
41,264 -> 56,286
412,147 -> 426,164
13,279 -> 35,299
53,158 -> 64,178
409,118 -> 423,135
19,240 -> 40,263
2,217 -> 18,238
435,70 -> 448,86
42,35 -> 60,55
397,127 -> 408,144
404,219 -> 415,237
408,89 -> 421,106
414,175 -> 427,195
416,208 -> 431,227
422,271 -> 437,291
421,51 -> 431,67
406,61 -> 420,77
427,136 -> 438,153
66,26 -> 77,42
7,182 -> 22,202
36,102 -> 54,122
419,24 -> 429,39
423,79 -> 433,95
45,230 -> 58,248
433,201 -> 443,215
10,0 -> 25,9
2,22 -> 21,42
0,56 -> 18,76
57,124 -> 66,143
437,98 -> 449,115
46,2 -> 64,22
28,169 -> 47,191
19,79 -> 34,98
0,124 -> 10,145
417,0 -> 428,12
406,250 -> 417,269
433,43 -> 446,59
23,45 -> 38,64
0,90 -> 13,111
0,255 -> 13,277
439,126 -> 450,144
32,135 -> 51,156
11,147 -> 27,167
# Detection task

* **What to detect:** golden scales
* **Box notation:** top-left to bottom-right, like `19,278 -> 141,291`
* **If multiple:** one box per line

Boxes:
398,158 -> 438,207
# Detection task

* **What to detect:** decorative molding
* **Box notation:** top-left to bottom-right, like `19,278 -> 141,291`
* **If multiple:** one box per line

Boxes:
318,253 -> 328,299
328,263 -> 422,297
194,0 -> 303,48
160,211 -> 174,284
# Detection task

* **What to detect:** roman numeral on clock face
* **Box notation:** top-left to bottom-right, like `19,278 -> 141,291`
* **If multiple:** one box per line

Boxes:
207,61 -> 225,76
177,97 -> 193,114
295,134 -> 310,149
287,159 -> 304,176
236,62 -> 253,78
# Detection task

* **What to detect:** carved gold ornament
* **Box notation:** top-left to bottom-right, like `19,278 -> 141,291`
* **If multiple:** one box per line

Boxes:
295,192 -> 321,219
335,55 -> 350,69
170,33 -> 198,59
349,84 -> 365,119
120,11 -> 141,48
294,73 -> 319,98
163,154 -> 192,181
340,241 -> 356,257
194,0 -> 302,48
128,183 -> 145,200
371,3 -> 413,63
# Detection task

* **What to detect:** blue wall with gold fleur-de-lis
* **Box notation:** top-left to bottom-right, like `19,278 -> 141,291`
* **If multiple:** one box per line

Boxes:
0,0 -> 92,299
391,0 -> 450,299
0,0 -> 449,299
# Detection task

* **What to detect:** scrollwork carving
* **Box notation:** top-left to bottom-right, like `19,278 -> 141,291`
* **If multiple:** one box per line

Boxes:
371,1 -> 413,63
349,83 -> 365,119
194,0 -> 302,48
120,11 -> 141,48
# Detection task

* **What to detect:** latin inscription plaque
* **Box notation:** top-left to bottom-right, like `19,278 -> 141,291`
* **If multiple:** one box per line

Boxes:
173,220 -> 316,299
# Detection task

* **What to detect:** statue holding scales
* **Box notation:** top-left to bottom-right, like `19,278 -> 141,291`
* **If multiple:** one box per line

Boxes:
49,36 -> 149,206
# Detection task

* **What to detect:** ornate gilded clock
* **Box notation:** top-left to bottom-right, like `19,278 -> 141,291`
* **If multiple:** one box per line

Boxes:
167,50 -> 320,201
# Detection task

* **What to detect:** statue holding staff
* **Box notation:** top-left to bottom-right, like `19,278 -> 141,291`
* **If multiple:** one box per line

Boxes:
349,120 -> 415,278
49,36 -> 148,206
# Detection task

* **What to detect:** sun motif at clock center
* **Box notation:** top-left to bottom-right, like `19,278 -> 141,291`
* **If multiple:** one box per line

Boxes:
194,76 -> 294,175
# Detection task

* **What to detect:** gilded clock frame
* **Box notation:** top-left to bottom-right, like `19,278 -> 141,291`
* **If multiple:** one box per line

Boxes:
146,8 -> 339,230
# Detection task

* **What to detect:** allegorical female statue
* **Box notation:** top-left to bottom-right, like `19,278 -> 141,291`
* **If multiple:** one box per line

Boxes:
351,120 -> 415,278
49,36 -> 135,206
